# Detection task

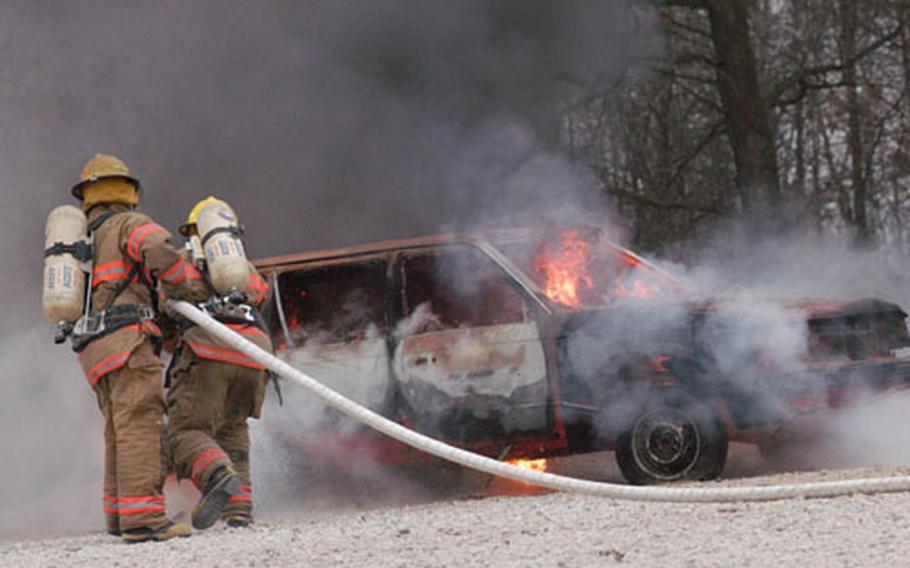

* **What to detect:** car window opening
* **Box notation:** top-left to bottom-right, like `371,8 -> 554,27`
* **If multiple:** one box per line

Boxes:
275,260 -> 387,348
401,247 -> 526,332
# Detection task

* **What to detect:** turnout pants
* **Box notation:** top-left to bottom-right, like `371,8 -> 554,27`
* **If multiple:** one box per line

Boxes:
166,349 -> 266,520
94,341 -> 169,533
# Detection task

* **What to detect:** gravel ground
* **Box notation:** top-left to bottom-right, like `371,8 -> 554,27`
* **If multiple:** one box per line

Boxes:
4,447 -> 910,568
3,480 -> 910,567
4,388 -> 909,566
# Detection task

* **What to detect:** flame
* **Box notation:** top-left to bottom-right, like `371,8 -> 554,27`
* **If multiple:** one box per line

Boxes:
614,279 -> 660,299
534,229 -> 594,308
508,458 -> 548,472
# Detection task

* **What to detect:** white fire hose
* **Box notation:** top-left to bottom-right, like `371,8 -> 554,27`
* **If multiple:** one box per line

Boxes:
170,300 -> 910,503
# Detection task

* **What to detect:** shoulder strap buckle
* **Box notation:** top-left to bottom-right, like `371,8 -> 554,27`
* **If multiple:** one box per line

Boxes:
44,239 -> 93,263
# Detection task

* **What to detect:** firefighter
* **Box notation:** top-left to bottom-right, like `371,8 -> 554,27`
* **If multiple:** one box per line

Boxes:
67,153 -> 207,542
166,196 -> 272,530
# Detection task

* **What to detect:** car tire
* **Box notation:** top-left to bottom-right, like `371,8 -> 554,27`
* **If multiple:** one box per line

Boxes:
614,394 -> 728,485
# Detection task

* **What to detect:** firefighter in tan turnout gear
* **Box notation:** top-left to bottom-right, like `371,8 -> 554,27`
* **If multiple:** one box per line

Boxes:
166,196 -> 272,530
49,154 -> 208,542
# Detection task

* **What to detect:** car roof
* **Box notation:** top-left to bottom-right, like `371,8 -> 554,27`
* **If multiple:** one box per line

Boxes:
252,228 -> 538,269
254,233 -> 502,268
253,227 -> 683,295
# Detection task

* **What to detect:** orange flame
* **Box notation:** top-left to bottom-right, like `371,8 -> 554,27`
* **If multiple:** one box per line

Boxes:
535,229 -> 663,305
534,229 -> 594,308
508,458 -> 548,472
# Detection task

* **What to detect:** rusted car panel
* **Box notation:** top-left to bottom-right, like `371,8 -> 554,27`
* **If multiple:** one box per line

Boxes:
255,229 -> 910,484
394,321 -> 550,438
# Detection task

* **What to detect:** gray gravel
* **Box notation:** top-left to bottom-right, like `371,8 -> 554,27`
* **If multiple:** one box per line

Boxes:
6,389 -> 910,567
4,460 -> 910,568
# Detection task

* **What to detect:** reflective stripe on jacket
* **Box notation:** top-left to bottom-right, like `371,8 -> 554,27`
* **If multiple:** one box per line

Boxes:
77,206 -> 207,387
181,262 -> 273,368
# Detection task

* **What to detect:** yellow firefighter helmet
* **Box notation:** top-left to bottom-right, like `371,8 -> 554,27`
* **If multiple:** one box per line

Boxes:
179,196 -> 228,236
71,153 -> 141,200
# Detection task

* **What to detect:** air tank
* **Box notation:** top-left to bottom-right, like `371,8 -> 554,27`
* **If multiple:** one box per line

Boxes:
196,199 -> 250,295
43,205 -> 88,323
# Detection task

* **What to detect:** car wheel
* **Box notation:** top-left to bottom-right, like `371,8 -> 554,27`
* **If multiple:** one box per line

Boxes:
615,396 -> 728,485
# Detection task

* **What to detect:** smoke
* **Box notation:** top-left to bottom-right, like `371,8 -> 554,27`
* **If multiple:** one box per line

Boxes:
677,227 -> 910,468
542,222 -> 910,476
0,0 -> 655,538
4,0 -> 907,541
680,227 -> 910,308
2,0 -> 651,271
633,230 -> 910,471
816,390 -> 910,468
0,327 -> 102,541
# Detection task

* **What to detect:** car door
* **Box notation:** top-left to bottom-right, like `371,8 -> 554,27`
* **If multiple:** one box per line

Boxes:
393,244 -> 548,443
268,255 -> 395,421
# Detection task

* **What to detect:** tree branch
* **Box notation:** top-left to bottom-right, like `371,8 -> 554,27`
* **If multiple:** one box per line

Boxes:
608,184 -> 722,214
653,0 -> 707,9
664,119 -> 727,189
768,22 -> 904,107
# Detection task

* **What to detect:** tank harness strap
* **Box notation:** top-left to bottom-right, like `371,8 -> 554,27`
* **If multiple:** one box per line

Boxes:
200,225 -> 244,248
74,263 -> 158,352
90,212 -> 157,311
164,344 -> 182,389
72,210 -> 160,352
71,304 -> 157,353
44,210 -> 109,263
44,241 -> 93,262
88,210 -> 119,233
102,264 -> 140,311
269,370 -> 284,406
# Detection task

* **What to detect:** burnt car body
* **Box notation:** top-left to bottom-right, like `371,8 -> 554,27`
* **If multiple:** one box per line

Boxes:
254,229 -> 910,484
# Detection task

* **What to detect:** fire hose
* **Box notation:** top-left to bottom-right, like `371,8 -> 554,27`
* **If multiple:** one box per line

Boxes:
170,299 -> 910,503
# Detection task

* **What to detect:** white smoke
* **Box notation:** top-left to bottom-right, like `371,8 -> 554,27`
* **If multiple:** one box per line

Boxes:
0,327 -> 103,541
5,0 -> 909,540
648,230 -> 910,472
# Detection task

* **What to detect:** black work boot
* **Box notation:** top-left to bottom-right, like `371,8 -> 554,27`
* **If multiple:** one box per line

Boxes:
122,521 -> 191,544
192,466 -> 243,530
224,513 -> 253,528
106,515 -> 121,537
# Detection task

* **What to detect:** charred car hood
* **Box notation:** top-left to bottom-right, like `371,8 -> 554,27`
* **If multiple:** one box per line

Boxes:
555,296 -> 910,364
557,297 -> 908,327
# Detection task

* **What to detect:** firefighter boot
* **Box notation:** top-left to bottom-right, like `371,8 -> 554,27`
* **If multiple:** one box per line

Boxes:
224,513 -> 253,528
192,466 -> 243,530
122,521 -> 191,544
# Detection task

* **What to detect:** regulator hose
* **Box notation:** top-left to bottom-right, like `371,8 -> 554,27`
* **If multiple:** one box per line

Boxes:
170,300 -> 910,503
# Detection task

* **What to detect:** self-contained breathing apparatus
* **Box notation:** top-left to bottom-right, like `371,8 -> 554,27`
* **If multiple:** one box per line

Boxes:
44,208 -> 158,351
43,205 -> 90,339
188,197 -> 250,296
181,196 -> 263,331
181,200 -> 282,403
195,288 -> 263,328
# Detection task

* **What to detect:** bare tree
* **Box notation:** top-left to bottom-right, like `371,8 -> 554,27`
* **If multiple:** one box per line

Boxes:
651,0 -> 785,231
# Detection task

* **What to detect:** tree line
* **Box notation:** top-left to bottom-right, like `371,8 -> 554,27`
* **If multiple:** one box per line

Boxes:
561,0 -> 909,255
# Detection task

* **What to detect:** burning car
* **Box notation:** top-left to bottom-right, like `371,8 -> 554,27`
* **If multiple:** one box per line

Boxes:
254,228 -> 910,484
